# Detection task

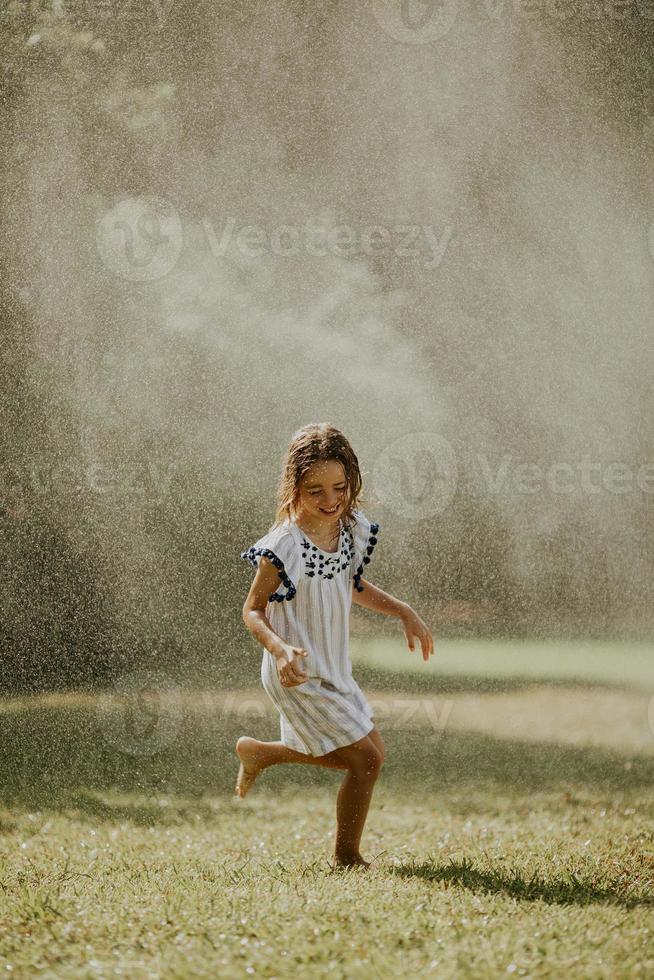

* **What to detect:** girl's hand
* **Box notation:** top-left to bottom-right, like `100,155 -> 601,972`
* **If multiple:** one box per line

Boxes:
275,645 -> 310,687
401,607 -> 434,662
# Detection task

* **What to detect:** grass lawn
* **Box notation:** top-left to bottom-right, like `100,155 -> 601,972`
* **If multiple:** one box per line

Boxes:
350,635 -> 654,691
0,638 -> 652,978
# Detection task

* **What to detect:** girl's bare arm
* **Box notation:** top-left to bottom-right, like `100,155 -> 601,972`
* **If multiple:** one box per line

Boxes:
352,577 -> 434,661
350,577 -> 409,619
242,557 -> 291,660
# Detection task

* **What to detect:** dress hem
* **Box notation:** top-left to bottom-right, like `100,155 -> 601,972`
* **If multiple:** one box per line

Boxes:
281,717 -> 375,758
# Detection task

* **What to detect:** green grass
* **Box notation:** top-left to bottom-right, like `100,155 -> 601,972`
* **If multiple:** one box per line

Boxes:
0,641 -> 653,978
350,636 -> 654,690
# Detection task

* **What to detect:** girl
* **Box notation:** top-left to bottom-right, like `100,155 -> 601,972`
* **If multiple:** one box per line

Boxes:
236,422 -> 434,869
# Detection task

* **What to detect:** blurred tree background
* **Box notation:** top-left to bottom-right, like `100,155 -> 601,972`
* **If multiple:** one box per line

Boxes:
1,1 -> 653,694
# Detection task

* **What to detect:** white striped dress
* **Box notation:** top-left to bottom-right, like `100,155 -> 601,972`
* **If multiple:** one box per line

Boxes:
240,508 -> 380,756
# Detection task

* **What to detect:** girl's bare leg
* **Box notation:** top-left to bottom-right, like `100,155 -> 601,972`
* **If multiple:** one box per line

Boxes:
235,727 -> 386,870
329,733 -> 384,868
234,736 -> 347,798
234,721 -> 385,796
366,724 -> 385,764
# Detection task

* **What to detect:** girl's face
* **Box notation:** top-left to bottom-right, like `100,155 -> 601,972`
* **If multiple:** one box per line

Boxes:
296,459 -> 348,523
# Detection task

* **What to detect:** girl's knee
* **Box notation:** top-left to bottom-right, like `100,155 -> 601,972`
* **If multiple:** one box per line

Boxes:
351,745 -> 383,778
334,736 -> 384,776
367,724 -> 386,765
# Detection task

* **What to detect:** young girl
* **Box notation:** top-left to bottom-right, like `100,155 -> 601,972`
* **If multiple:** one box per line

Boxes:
236,422 -> 434,869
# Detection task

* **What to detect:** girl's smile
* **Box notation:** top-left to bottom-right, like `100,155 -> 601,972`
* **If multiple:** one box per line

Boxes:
295,458 -> 348,535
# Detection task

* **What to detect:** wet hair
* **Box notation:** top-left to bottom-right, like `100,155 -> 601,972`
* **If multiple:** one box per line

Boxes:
272,422 -> 366,530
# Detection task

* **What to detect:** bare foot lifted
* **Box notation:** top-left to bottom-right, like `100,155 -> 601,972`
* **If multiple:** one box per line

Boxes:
234,736 -> 265,798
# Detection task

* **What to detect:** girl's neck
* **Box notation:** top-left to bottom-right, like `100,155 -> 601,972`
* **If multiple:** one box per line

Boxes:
294,510 -> 341,540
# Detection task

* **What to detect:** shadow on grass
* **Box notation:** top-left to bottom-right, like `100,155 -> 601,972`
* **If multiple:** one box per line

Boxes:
387,856 -> 654,910
0,689 -> 652,822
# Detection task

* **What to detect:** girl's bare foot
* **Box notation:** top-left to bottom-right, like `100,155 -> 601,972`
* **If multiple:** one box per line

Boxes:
234,736 -> 266,798
331,852 -> 371,869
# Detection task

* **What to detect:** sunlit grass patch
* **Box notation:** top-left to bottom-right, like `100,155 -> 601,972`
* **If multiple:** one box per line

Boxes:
350,636 -> 654,690
1,640 -> 653,977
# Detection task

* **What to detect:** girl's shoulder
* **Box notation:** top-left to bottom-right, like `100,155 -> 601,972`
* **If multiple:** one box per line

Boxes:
344,507 -> 380,541
239,518 -> 302,602
240,517 -> 297,563
344,508 -> 381,592
239,509 -> 381,599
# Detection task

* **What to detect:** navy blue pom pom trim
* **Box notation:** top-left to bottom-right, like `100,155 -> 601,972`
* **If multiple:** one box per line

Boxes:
352,521 -> 379,592
240,546 -> 297,602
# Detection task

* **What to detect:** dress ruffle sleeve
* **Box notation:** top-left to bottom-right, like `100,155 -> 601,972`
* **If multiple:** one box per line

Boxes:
240,523 -> 300,602
348,509 -> 380,592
